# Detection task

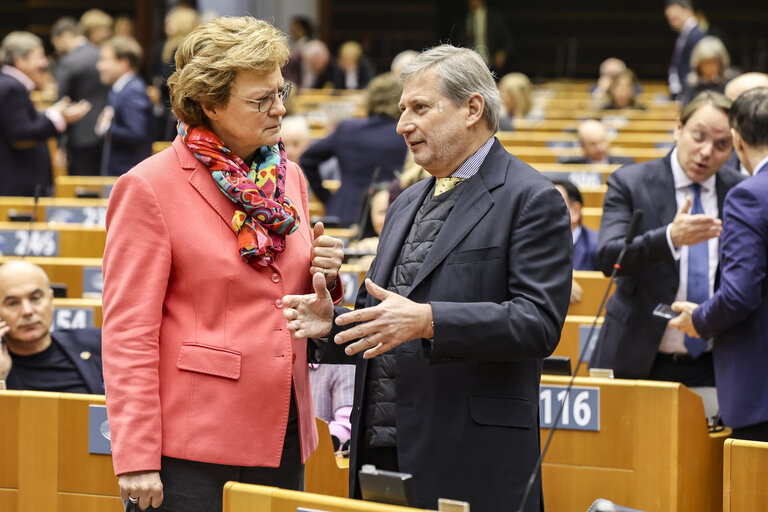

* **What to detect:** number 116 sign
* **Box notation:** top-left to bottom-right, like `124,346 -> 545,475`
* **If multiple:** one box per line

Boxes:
539,385 -> 600,431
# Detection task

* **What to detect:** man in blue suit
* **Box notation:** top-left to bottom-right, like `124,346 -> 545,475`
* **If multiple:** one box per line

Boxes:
553,179 -> 598,271
665,0 -> 705,100
0,261 -> 103,394
284,45 -> 572,512
96,36 -> 152,176
671,87 -> 768,441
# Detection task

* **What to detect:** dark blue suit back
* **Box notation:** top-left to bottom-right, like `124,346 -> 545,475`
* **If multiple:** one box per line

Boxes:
105,75 -> 152,176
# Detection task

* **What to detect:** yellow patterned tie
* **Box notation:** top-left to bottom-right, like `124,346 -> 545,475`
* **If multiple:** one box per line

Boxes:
434,177 -> 465,197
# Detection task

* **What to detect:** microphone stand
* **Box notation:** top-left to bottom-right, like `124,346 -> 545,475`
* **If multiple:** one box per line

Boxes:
515,210 -> 643,512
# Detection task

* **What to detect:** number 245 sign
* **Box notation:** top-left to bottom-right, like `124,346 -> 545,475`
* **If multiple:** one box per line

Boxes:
539,385 -> 600,432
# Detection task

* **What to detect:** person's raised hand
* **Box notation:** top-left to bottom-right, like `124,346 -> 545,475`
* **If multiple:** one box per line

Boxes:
669,195 -> 722,248
310,222 -> 344,289
283,272 -> 335,339
334,279 -> 432,359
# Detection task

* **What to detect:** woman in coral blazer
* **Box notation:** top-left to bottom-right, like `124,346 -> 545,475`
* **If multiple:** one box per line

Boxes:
101,17 -> 342,512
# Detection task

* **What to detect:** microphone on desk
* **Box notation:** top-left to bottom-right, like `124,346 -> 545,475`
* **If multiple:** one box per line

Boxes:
515,209 -> 644,512
21,184 -> 42,260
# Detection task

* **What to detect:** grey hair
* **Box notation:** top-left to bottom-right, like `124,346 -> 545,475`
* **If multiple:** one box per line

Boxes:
400,44 -> 500,132
0,31 -> 43,66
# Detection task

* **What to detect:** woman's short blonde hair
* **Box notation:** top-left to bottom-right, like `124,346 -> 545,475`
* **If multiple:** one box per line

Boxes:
162,6 -> 200,63
691,36 -> 730,76
79,9 -> 113,40
365,73 -> 402,119
498,72 -> 532,117
168,16 -> 289,127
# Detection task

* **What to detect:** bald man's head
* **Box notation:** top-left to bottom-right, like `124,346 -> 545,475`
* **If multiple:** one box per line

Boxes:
0,261 -> 54,354
577,119 -> 611,163
725,72 -> 768,101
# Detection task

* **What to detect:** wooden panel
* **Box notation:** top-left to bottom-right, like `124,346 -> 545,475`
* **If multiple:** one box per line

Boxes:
0,392 -> 20,488
225,482 -> 426,512
2,256 -> 103,299
568,270 -> 611,317
59,493 -> 122,512
58,395 -> 119,496
723,439 -> 768,512
0,490 -> 18,512
305,418 -> 350,498
17,392 -> 59,512
540,376 -> 729,512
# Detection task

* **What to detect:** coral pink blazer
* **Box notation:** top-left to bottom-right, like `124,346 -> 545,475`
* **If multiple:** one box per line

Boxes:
102,137 -> 336,475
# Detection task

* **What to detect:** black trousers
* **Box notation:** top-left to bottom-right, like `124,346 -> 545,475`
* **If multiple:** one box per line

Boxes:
731,420 -> 768,442
647,351 -> 715,387
151,396 -> 303,512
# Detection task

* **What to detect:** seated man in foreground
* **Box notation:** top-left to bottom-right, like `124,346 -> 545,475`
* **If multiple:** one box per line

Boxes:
0,260 -> 103,393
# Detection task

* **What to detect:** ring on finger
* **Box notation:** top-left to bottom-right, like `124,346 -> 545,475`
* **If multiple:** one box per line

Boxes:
323,269 -> 328,278
128,496 -> 139,503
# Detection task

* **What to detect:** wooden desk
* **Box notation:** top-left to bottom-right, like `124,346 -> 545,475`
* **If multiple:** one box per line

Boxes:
497,131 -> 675,149
503,145 -> 667,164
54,176 -> 117,199
0,197 -> 108,224
723,438 -> 768,511
514,118 -> 675,134
2,256 -> 103,298
582,207 -> 602,231
540,376 -> 730,512
53,298 -> 103,327
568,271 -> 611,317
553,315 -> 605,376
0,391 -> 122,512
224,483 -> 426,512
0,222 -> 105,258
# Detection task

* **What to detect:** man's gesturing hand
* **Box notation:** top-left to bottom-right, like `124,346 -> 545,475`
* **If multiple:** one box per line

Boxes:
334,279 -> 433,359
669,195 -> 722,248
283,272 -> 335,339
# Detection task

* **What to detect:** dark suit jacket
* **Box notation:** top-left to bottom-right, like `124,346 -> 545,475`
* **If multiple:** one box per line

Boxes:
589,153 -> 744,378
320,139 -> 572,511
693,166 -> 768,429
574,225 -> 599,271
104,75 -> 152,176
300,116 -> 407,226
332,57 -> 376,90
671,24 -> 706,98
56,42 -> 109,152
558,155 -> 635,166
0,72 -> 58,196
6,328 -> 104,394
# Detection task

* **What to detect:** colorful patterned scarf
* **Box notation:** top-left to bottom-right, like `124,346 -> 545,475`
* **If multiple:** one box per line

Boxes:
178,122 -> 300,267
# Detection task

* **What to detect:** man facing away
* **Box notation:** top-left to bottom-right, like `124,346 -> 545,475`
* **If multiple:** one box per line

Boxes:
670,87 -> 768,442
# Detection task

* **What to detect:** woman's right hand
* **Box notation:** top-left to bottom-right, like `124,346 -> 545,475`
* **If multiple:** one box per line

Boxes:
118,470 -> 163,511
283,272 -> 334,339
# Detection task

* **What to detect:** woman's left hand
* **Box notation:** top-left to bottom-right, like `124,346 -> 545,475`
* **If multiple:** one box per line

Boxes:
310,222 -> 344,288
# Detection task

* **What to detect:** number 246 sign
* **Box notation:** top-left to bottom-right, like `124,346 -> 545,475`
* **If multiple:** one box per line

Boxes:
539,385 -> 600,432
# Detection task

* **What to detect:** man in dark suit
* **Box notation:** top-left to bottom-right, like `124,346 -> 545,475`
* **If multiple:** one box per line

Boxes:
0,261 -> 103,394
0,31 -> 90,196
558,119 -> 635,166
284,45 -> 572,512
589,91 -> 744,385
52,17 -> 109,176
665,0 -> 706,100
96,36 -> 151,176
670,88 -> 768,441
